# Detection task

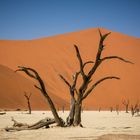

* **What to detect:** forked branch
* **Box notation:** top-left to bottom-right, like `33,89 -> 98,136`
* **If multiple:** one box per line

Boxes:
24,92 -> 32,100
71,72 -> 80,90
101,56 -> 133,64
59,74 -> 71,88
59,72 -> 80,99
95,30 -> 111,62
24,92 -> 32,114
122,99 -> 129,113
74,45 -> 86,79
88,30 -> 111,78
16,66 -> 64,127
82,76 -> 120,100
83,61 -> 94,69
16,66 -> 46,93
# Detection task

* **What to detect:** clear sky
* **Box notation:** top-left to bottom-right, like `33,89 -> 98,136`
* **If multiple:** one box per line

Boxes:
0,0 -> 140,40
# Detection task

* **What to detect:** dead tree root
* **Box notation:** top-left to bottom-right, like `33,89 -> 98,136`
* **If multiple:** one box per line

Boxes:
5,117 -> 56,132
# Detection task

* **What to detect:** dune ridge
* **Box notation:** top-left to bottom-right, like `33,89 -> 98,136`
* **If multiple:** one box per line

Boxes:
0,27 -> 140,110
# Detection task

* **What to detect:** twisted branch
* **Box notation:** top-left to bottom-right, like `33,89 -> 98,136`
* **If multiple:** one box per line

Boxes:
16,66 -> 64,127
82,76 -> 120,100
101,56 -> 133,64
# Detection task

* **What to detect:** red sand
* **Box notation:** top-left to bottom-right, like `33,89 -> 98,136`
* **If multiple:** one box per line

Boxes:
0,28 -> 140,110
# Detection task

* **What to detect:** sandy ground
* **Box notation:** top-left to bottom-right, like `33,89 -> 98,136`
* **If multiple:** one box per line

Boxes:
0,111 -> 140,140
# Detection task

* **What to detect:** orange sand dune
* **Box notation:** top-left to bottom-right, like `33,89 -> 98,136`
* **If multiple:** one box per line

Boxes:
0,28 -> 140,110
0,64 -> 68,110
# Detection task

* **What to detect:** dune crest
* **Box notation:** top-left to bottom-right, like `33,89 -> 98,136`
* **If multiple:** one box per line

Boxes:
0,28 -> 140,110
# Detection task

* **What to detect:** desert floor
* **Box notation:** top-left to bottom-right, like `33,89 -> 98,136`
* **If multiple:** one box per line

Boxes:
0,111 -> 140,140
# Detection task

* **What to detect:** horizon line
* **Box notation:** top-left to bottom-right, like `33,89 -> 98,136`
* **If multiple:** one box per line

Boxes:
0,27 -> 140,41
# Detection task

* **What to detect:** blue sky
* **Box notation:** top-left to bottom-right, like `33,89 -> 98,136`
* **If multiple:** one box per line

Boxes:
0,0 -> 140,40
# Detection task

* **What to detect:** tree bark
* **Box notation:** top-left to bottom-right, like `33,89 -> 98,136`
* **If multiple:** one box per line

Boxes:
28,100 -> 31,114
122,100 -> 129,113
5,117 -> 55,132
24,92 -> 32,114
0,112 -> 6,115
66,96 -> 75,126
59,73 -> 79,126
16,66 -> 64,127
74,101 -> 82,126
126,105 -> 129,113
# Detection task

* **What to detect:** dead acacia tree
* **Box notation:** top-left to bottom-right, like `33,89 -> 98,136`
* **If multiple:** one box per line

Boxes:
24,92 -> 32,114
122,100 -> 129,113
62,105 -> 65,113
110,107 -> 113,112
99,107 -> 101,112
5,67 -> 64,131
59,72 -> 80,126
116,105 -> 119,115
59,30 -> 133,126
131,101 -> 139,117
0,112 -> 6,115
5,29 -> 133,131
5,117 -> 55,131
15,66 -> 64,127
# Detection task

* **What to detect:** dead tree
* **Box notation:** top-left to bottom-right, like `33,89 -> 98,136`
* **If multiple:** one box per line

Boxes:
7,29 -> 133,131
122,100 -> 129,113
5,117 -> 56,131
62,105 -> 65,113
11,117 -> 28,127
59,72 -> 80,126
99,107 -> 101,112
110,107 -> 113,112
60,29 -> 133,126
137,107 -> 140,116
24,92 -> 32,114
0,112 -> 6,115
116,105 -> 119,115
131,101 -> 139,116
16,66 -> 64,127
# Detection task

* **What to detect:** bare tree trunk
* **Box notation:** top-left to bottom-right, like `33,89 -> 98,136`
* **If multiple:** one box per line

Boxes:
66,97 -> 75,126
5,117 -> 55,131
39,90 -> 63,126
116,105 -> 119,115
131,101 -> 139,117
136,108 -> 140,116
0,112 -> 6,115
28,101 -> 31,114
122,100 -> 129,113
74,101 -> 82,126
24,92 -> 32,114
62,105 -> 65,113
110,107 -> 113,112
59,73 -> 79,126
126,105 -> 129,113
16,66 -> 64,127
131,106 -> 135,116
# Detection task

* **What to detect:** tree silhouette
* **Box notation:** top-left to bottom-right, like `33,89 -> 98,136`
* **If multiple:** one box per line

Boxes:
122,99 -> 129,113
60,30 -> 133,126
16,67 -> 64,127
24,92 -> 32,114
